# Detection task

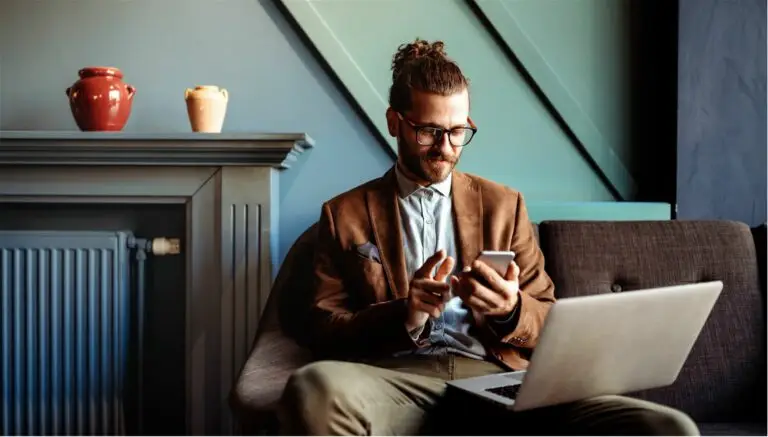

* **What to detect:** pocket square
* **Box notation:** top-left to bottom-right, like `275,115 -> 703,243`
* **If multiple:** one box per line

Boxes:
354,241 -> 382,263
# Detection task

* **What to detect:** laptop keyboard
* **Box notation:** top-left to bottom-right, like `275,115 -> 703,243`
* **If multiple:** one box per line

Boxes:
485,384 -> 521,400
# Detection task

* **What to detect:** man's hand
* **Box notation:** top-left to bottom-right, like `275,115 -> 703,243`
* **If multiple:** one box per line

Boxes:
450,259 -> 520,317
405,250 -> 455,332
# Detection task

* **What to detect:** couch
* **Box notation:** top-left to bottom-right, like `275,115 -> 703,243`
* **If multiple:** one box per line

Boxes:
231,220 -> 766,435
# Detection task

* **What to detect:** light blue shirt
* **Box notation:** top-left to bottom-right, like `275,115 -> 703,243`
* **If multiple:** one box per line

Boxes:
393,165 -> 487,360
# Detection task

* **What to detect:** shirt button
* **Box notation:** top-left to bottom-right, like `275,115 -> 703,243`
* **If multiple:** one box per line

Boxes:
426,218 -> 433,224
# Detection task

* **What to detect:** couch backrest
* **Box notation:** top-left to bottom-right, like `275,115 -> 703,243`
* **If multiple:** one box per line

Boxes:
753,224 -> 766,295
537,220 -> 766,423
266,223 -> 320,346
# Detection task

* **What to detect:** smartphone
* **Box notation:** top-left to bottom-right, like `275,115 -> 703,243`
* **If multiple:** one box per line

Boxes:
476,250 -> 516,275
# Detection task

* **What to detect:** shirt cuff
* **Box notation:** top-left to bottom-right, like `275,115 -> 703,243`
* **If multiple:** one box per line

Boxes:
407,319 -> 432,345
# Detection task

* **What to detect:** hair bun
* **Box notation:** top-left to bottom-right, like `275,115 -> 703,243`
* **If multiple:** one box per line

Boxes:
392,38 -> 448,81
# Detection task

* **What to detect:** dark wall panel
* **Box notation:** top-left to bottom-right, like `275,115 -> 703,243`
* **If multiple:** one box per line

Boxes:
630,0 -> 679,205
677,0 -> 767,226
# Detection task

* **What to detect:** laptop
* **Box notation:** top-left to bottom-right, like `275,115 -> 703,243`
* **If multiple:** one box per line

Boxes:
446,281 -> 723,412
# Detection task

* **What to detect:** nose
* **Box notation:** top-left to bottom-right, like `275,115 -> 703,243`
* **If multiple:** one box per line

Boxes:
435,131 -> 452,153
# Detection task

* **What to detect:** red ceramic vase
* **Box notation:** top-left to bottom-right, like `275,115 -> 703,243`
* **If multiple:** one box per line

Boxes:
66,66 -> 136,131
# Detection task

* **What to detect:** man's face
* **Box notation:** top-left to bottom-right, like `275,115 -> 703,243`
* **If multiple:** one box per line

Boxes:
388,88 -> 470,185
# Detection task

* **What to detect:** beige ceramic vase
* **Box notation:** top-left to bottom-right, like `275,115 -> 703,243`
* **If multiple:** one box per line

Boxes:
184,85 -> 228,133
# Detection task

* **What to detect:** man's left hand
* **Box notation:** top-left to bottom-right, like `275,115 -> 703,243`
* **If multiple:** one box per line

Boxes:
450,259 -> 520,317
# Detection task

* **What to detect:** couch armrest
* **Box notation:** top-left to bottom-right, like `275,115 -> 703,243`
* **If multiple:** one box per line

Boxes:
232,327 -> 312,413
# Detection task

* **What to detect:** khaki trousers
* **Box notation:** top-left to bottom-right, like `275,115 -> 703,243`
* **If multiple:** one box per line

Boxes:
278,355 -> 699,436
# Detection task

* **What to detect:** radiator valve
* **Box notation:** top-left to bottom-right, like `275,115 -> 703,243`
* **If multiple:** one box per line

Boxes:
151,237 -> 181,255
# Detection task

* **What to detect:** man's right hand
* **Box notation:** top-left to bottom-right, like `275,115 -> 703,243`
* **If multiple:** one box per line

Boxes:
405,249 -> 456,333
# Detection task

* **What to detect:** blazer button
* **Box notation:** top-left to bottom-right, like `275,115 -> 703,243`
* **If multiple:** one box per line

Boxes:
611,284 -> 622,293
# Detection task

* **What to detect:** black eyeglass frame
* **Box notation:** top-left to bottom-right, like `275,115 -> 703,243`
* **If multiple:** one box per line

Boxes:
397,112 -> 478,147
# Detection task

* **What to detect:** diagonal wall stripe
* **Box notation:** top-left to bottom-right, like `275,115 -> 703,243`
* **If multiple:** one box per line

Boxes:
470,0 -> 636,200
277,0 -> 631,203
278,0 -> 398,152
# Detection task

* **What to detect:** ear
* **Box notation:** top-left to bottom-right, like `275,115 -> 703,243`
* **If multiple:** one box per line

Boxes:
385,107 -> 399,138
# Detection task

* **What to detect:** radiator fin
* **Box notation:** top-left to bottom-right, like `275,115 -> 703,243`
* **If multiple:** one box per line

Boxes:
0,232 -> 132,436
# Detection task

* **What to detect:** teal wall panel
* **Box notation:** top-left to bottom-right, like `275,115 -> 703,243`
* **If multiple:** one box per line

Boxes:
280,0 -> 616,202
496,0 -> 633,166
471,0 -> 636,199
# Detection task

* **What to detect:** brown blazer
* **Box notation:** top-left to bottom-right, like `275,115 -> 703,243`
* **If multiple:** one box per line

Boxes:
305,167 -> 556,370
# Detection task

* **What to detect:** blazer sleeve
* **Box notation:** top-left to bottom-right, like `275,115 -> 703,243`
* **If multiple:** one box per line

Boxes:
305,202 -> 421,359
487,193 -> 556,348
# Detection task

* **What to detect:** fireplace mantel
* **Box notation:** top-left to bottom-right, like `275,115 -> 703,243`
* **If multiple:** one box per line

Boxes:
0,130 -> 313,168
0,130 -> 313,435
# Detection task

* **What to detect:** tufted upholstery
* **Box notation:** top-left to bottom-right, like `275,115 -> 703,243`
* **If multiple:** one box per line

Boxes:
231,220 -> 766,435
538,220 -> 766,433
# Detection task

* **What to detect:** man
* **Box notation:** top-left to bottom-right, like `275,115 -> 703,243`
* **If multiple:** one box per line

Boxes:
278,39 -> 698,436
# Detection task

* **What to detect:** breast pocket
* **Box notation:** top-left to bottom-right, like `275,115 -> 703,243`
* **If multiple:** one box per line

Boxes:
346,253 -> 389,304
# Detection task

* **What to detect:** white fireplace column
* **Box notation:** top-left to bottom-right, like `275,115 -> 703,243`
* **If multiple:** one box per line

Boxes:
0,131 -> 314,435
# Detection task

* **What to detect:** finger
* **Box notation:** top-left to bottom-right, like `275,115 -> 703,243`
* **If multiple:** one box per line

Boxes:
464,295 -> 493,313
414,279 -> 451,295
450,275 -> 464,299
414,300 -> 444,319
465,276 -> 506,308
450,275 -> 460,290
453,273 -> 474,298
412,288 -> 444,306
471,260 -> 507,293
505,261 -> 520,282
413,281 -> 450,303
434,256 -> 456,282
414,250 -> 447,279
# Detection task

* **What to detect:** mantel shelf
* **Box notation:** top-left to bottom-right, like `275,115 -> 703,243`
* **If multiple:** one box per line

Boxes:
0,130 -> 314,168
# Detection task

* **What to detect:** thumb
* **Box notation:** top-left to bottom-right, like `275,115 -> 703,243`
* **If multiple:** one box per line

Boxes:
434,256 -> 455,282
505,261 -> 520,282
415,249 -> 447,278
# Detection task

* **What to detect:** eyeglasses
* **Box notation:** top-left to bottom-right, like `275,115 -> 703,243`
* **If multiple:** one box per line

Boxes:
397,112 -> 478,147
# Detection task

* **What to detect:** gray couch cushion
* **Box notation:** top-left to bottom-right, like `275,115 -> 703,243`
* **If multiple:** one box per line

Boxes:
537,220 -> 766,423
699,422 -> 767,436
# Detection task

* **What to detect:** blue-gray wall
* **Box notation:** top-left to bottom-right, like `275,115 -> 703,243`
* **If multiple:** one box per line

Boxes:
677,0 -> 767,226
0,0 -> 393,261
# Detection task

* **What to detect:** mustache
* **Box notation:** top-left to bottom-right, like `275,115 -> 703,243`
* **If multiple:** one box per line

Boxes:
424,152 -> 456,162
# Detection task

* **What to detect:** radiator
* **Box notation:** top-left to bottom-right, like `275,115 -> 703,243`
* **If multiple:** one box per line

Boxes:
0,231 -> 178,436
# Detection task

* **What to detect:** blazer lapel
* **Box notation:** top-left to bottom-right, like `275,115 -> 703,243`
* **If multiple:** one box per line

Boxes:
452,171 -> 483,269
367,168 -> 410,299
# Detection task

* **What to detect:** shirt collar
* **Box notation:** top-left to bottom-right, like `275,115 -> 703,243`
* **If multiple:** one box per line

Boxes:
394,164 -> 452,198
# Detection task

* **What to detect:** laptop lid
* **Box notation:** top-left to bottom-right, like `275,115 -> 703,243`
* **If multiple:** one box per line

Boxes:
512,281 -> 723,412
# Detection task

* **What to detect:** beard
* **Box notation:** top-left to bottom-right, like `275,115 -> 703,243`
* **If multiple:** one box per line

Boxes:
398,134 -> 459,184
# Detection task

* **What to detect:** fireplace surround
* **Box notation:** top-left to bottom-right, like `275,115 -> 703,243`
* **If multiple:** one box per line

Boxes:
0,131 -> 313,435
